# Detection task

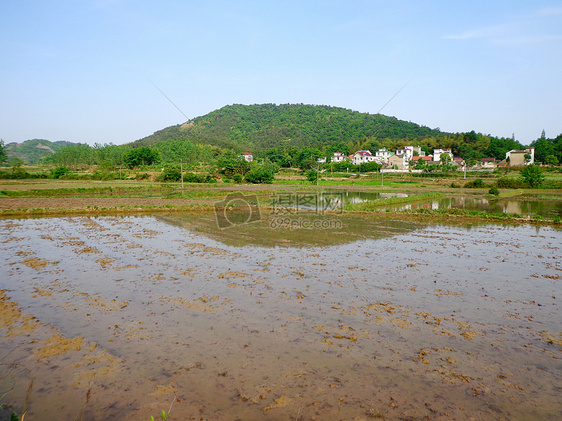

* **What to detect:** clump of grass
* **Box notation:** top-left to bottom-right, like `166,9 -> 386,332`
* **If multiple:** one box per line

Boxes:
150,396 -> 177,421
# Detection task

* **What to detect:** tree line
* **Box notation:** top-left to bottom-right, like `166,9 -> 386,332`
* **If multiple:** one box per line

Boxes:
7,129 -> 562,172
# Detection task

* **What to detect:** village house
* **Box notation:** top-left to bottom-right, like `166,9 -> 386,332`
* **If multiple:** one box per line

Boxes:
331,152 -> 347,163
317,156 -> 327,164
412,156 -> 433,165
480,158 -> 497,169
374,148 -> 392,164
412,146 -> 425,157
240,152 -> 253,162
453,157 -> 464,167
351,150 -> 376,165
433,148 -> 452,162
506,148 -> 535,166
388,153 -> 409,170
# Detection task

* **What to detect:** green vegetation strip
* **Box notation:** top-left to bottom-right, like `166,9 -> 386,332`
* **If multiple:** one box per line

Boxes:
343,193 -> 446,211
392,207 -> 559,224
0,203 -> 213,217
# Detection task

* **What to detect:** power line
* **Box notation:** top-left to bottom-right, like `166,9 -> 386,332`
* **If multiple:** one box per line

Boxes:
377,80 -> 411,114
148,79 -> 190,121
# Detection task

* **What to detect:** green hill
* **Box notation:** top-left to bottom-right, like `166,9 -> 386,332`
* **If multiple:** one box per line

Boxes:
5,139 -> 75,164
134,103 -> 443,150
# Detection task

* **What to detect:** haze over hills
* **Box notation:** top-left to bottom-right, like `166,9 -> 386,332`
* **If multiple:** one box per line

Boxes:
133,103 -> 444,150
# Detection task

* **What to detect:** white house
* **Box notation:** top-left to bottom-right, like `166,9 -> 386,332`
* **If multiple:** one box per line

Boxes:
412,146 -> 425,157
331,152 -> 347,163
506,148 -> 535,166
317,156 -> 327,164
351,150 -> 376,165
374,148 -> 392,164
240,153 -> 253,162
433,148 -> 452,162
395,146 -> 415,161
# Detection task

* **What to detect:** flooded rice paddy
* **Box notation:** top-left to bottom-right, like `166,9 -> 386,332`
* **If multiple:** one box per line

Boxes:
0,213 -> 560,420
391,195 -> 562,219
294,191 -> 562,219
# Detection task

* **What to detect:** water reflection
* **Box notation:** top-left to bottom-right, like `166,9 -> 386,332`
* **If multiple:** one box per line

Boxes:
271,191 -> 410,211
158,212 -> 425,248
393,196 -> 562,218
275,191 -> 562,219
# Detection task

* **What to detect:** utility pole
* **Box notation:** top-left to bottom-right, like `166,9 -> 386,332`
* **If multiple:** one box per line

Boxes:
181,158 -> 184,189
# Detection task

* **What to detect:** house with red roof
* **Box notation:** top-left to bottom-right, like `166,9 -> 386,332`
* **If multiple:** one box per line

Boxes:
240,152 -> 253,162
351,150 -> 376,165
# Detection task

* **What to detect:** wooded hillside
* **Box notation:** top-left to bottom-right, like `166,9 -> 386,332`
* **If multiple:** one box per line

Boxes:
134,103 -> 442,150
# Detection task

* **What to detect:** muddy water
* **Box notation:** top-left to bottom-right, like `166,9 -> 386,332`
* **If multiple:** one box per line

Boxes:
0,215 -> 560,420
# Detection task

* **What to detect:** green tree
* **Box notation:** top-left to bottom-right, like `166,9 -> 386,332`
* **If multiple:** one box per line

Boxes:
484,137 -> 524,160
545,155 -> 559,165
306,169 -> 319,183
0,139 -> 7,164
245,163 -> 275,184
295,147 -> 322,170
217,151 -> 251,175
520,164 -> 545,188
266,148 -> 292,167
123,147 -> 161,168
50,166 -> 71,179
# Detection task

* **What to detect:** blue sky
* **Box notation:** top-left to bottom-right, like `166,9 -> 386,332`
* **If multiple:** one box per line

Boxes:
1,0 -> 561,146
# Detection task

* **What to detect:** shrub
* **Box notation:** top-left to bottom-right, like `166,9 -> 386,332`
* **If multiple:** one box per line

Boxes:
463,178 -> 485,188
157,168 -> 181,182
488,185 -> 500,196
245,167 -> 275,184
306,169 -> 319,183
496,177 -> 525,188
50,166 -> 70,179
136,172 -> 150,180
545,155 -> 559,166
231,174 -> 243,183
520,164 -> 545,188
175,172 -> 217,183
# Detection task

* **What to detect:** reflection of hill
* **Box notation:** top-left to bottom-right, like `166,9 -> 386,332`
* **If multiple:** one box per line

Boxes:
157,213 -> 425,248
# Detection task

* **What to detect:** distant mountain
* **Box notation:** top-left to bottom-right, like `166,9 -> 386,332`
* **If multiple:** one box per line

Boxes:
5,139 -> 76,164
134,103 -> 443,150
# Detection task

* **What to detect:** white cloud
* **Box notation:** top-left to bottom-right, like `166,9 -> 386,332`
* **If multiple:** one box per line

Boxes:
443,24 -> 513,41
536,7 -> 562,17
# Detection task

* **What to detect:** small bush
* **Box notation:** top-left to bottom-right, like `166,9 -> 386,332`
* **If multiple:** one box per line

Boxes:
136,172 -> 150,180
496,177 -> 526,188
245,167 -> 275,184
231,174 -> 243,183
157,168 -> 181,182
306,169 -> 319,183
50,166 -> 71,179
464,178 -> 485,188
182,172 -> 213,183
488,185 -> 500,196
450,182 -> 459,188
520,164 -> 545,188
